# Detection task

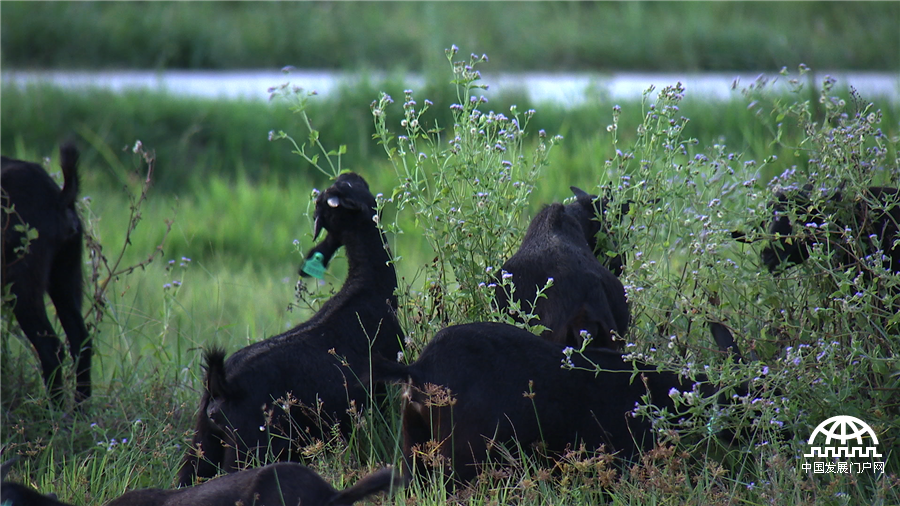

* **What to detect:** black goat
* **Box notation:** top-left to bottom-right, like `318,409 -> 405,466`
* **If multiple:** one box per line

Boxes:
1,145 -> 91,405
495,187 -> 629,349
373,322 -> 721,483
0,483 -> 74,506
760,186 -> 899,275
109,464 -> 401,506
1,458 -> 74,506
178,173 -> 404,486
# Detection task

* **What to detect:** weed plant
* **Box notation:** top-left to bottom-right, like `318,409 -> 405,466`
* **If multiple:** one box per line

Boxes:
368,55 -> 900,503
1,49 -> 899,506
371,47 -> 564,332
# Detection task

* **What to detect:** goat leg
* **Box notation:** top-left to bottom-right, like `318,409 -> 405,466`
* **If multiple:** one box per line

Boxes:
12,293 -> 67,404
47,247 -> 90,403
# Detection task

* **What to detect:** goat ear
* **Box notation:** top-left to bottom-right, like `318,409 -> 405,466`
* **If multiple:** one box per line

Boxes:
731,230 -> 752,243
1,456 -> 20,481
570,186 -> 590,199
709,322 -> 743,363
203,348 -> 229,399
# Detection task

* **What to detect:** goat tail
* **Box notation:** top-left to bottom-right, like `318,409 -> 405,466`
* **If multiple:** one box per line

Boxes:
328,466 -> 406,505
58,144 -> 80,208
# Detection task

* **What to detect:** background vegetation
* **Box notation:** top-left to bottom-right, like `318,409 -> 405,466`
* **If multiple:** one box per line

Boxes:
2,2 -> 898,72
2,2 -> 899,505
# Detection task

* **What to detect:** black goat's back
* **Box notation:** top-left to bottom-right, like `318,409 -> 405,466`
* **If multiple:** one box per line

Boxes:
397,322 -> 697,481
0,482 -> 74,506
2,156 -> 75,251
499,203 -> 629,349
109,463 -> 399,506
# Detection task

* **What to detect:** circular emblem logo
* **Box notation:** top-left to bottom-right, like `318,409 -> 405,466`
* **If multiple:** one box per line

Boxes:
808,415 -> 878,446
804,415 -> 881,459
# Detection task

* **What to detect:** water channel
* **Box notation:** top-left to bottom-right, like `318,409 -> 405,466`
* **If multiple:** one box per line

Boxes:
3,69 -> 898,106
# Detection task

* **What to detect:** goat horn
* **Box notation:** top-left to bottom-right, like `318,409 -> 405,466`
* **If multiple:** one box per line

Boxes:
314,215 -> 323,240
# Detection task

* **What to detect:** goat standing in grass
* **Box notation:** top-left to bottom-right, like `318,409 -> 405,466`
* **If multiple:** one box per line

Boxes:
178,173 -> 404,485
373,322 -> 730,484
495,186 -> 629,349
1,145 -> 91,406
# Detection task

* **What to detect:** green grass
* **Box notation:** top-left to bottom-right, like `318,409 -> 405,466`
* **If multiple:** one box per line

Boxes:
2,2 -> 898,72
2,62 -> 900,505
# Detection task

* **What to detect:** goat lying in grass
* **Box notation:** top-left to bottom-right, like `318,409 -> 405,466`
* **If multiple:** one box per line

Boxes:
178,173 -> 404,486
0,482 -> 74,506
760,185 -> 899,275
1,145 -> 91,406
111,464 -> 402,506
495,186 -> 629,349
1,458 -> 74,506
373,322 -> 735,483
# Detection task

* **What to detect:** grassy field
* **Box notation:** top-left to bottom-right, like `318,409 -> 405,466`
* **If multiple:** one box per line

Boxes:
2,2 -> 898,72
2,57 -> 900,505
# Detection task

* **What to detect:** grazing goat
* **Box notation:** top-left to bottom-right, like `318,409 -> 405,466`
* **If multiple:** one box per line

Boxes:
495,187 -> 629,349
373,322 -> 719,483
1,145 -> 91,405
109,464 -> 401,506
178,173 -> 404,486
760,186 -> 899,275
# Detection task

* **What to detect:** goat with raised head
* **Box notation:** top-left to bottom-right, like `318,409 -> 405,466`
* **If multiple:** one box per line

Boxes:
760,185 -> 899,275
1,145 -> 91,405
110,463 -> 402,506
495,186 -> 629,349
178,173 -> 404,485
374,322 -> 725,483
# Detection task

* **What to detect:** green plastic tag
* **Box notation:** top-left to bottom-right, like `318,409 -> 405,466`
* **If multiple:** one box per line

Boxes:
301,252 -> 327,279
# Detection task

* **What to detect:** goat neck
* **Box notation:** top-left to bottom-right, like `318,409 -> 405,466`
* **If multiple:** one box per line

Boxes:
337,226 -> 398,304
